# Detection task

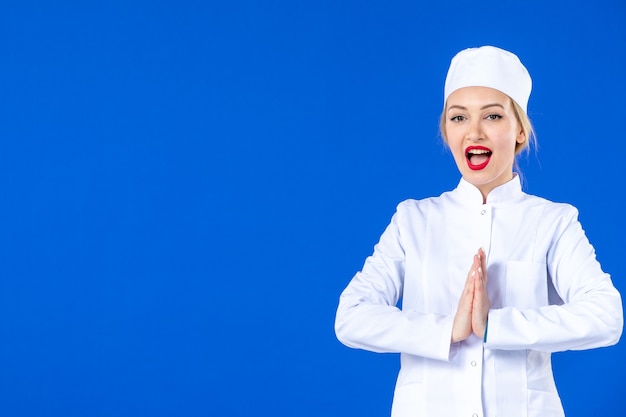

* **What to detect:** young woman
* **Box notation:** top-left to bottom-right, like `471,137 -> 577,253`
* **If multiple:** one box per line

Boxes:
334,46 -> 623,417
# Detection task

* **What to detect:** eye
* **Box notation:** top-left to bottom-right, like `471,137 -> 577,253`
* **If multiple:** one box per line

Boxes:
485,114 -> 502,120
449,115 -> 465,122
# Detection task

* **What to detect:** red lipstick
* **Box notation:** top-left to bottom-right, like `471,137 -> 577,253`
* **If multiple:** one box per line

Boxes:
465,145 -> 492,171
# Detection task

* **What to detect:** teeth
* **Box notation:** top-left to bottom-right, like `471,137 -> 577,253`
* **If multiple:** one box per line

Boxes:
468,149 -> 490,155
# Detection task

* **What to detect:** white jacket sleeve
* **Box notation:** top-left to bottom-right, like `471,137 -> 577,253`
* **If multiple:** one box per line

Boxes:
334,206 -> 455,362
486,205 -> 623,352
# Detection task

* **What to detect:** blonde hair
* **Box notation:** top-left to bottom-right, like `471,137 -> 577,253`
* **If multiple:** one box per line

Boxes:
439,97 -> 536,159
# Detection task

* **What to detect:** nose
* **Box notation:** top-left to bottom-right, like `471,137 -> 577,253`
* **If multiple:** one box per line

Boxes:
466,119 -> 483,142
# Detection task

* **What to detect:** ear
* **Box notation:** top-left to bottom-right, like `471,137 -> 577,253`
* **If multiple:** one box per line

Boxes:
516,129 -> 526,144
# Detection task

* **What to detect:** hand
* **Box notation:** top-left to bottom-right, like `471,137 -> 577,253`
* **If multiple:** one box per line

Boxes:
451,248 -> 490,343
472,248 -> 489,339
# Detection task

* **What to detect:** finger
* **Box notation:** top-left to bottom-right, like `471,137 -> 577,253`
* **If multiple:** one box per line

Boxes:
474,254 -> 482,279
473,263 -> 487,305
471,254 -> 480,273
464,258 -> 478,290
475,268 -> 490,308
472,268 -> 490,339
476,267 -> 486,292
478,248 -> 487,283
461,271 -> 475,303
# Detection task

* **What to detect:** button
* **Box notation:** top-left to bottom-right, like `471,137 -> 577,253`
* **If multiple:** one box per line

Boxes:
471,360 -> 477,367
480,209 -> 486,215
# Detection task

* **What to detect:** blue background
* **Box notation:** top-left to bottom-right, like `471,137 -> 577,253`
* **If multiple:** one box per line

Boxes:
1,1 -> 624,416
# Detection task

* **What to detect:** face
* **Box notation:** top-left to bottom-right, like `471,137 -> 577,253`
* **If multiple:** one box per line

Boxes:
443,86 -> 525,198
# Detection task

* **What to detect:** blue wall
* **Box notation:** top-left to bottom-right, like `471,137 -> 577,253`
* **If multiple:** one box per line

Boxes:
0,1 -> 624,416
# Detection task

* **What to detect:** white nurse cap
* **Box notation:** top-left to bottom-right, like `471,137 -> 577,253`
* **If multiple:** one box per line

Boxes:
444,46 -> 532,113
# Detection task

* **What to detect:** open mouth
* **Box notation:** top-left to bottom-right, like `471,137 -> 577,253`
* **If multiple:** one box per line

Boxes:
465,146 -> 492,170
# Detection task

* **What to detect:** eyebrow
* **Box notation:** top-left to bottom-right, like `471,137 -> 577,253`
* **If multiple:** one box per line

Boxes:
447,103 -> 505,112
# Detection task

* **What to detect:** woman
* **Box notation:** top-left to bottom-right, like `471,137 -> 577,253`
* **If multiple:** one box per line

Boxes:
334,46 -> 623,417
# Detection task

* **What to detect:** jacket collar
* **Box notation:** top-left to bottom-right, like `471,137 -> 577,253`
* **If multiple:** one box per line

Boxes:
455,174 -> 523,205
